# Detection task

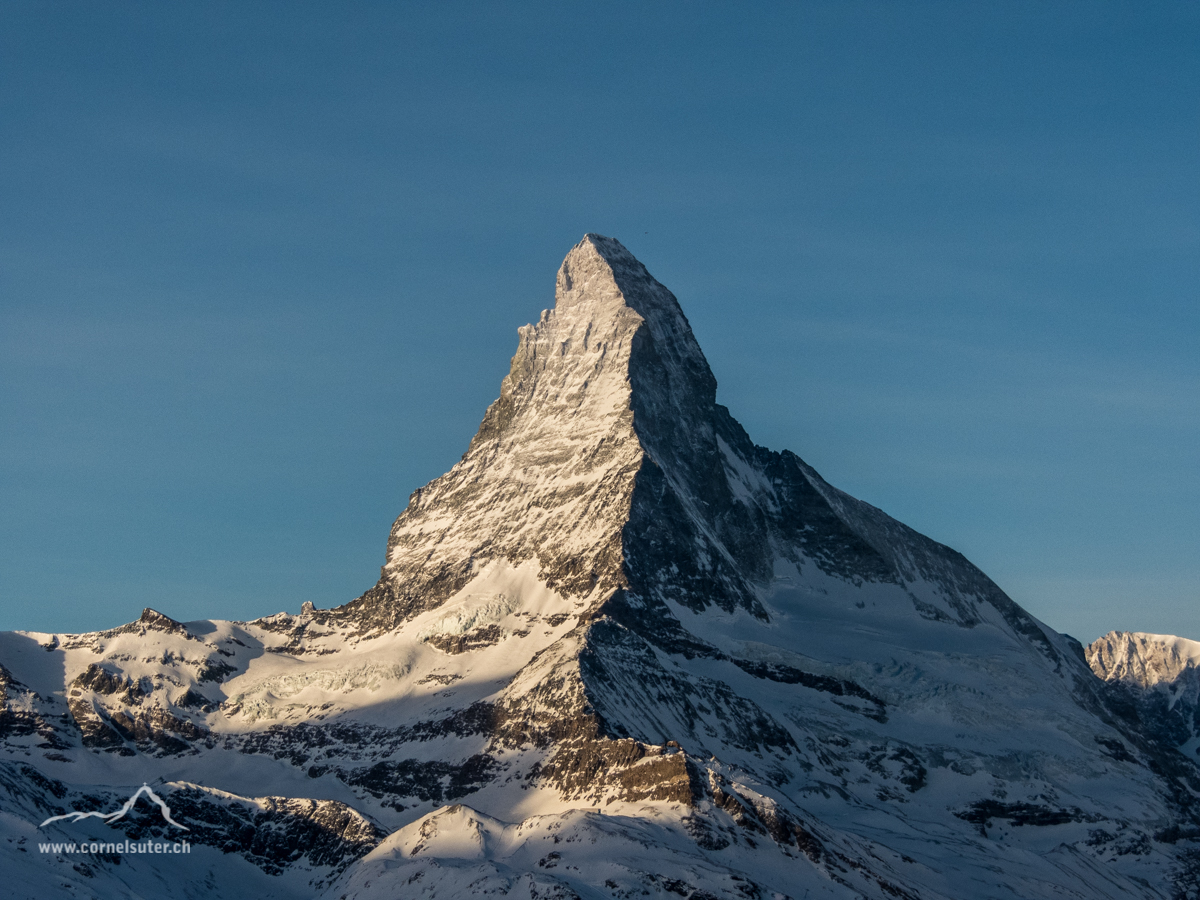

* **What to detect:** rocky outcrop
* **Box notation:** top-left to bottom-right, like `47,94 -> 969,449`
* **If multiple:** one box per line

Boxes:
0,664 -> 71,751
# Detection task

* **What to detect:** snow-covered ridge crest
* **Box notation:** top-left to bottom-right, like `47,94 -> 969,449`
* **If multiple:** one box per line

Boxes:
1086,630 -> 1200,756
1089,631 -> 1200,688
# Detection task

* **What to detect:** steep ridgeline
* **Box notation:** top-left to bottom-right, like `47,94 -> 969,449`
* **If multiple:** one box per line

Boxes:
2,235 -> 1199,900
339,235 -> 1059,652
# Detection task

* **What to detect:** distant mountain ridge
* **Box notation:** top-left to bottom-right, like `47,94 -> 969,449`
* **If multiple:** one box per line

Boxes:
1088,631 -> 1200,753
2,235 -> 1198,899
1089,631 -> 1200,689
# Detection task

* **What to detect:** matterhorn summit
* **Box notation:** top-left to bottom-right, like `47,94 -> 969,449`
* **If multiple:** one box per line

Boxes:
2,235 -> 1199,899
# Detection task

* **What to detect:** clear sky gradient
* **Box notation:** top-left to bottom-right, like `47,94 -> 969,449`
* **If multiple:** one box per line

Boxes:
2,2 -> 1197,643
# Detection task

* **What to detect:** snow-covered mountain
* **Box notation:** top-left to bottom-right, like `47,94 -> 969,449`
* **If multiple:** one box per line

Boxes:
1088,631 -> 1200,758
3,235 -> 1199,899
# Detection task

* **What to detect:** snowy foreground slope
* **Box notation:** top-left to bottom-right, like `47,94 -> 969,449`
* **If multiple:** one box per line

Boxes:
3,235 -> 1200,899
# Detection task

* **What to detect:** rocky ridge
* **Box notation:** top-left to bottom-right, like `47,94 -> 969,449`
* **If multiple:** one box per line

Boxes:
1089,631 -> 1200,754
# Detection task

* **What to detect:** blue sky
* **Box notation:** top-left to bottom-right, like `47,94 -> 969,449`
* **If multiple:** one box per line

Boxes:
1,2 -> 1196,642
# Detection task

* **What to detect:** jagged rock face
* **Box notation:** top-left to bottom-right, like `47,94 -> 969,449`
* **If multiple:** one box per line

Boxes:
1090,631 -> 1200,689
1089,631 -> 1200,750
0,664 -> 70,753
338,236 -> 650,631
3,236 -> 1200,900
341,235 -> 787,635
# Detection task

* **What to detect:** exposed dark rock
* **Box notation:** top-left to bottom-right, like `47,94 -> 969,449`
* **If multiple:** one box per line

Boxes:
175,688 -> 218,713
340,754 -> 498,803
537,738 -> 700,804
954,800 -> 1098,834
1095,735 -> 1140,763
112,784 -> 380,875
67,697 -> 128,750
423,624 -> 507,654
0,664 -> 71,749
730,658 -> 888,722
72,664 -> 142,699
133,608 -> 189,636
196,659 -> 237,683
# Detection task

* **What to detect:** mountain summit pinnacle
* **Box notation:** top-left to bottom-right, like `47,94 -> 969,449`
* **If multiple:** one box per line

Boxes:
339,233 -> 735,633
338,235 -> 1057,660
553,233 -> 715,408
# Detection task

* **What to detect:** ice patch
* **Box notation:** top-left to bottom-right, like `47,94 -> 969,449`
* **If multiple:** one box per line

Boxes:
229,661 -> 412,706
417,594 -> 519,641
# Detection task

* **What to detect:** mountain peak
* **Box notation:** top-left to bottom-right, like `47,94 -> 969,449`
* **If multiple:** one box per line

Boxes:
555,233 -> 670,312
339,235 -> 1058,659
554,233 -> 647,305
553,233 -> 715,400
329,236 -> 739,632
558,234 -> 720,442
